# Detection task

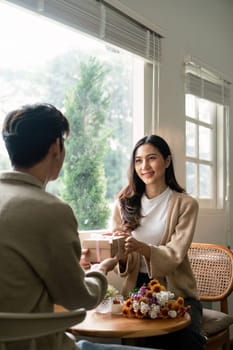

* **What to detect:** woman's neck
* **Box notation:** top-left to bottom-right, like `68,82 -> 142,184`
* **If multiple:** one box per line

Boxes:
145,183 -> 168,199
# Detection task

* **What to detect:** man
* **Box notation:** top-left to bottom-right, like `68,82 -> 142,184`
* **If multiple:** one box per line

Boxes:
0,103 -> 156,350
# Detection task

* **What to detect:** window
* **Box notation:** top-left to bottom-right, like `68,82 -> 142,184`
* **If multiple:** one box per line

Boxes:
185,61 -> 230,209
0,1 -> 161,230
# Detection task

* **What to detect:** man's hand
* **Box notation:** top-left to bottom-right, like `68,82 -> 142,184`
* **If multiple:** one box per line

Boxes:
91,256 -> 118,275
80,248 -> 91,270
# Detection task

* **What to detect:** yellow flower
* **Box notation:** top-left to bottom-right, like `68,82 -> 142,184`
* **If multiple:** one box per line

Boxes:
148,279 -> 160,288
151,283 -> 163,293
122,280 -> 191,320
146,290 -> 153,298
177,306 -> 186,317
138,297 -> 148,304
125,298 -> 133,308
176,296 -> 184,306
122,304 -> 135,318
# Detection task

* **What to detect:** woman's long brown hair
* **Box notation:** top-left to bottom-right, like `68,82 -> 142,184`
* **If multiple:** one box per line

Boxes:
118,135 -> 185,231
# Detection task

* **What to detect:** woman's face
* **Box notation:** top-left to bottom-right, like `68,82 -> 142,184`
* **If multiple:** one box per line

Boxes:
134,143 -> 170,187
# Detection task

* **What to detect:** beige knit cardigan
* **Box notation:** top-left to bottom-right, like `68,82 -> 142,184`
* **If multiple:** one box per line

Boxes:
111,191 -> 200,299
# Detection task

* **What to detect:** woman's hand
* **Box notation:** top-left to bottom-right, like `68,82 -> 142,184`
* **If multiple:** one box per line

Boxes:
125,236 -> 150,259
112,231 -> 130,238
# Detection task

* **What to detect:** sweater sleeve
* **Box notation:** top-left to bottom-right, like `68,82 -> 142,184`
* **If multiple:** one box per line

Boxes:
20,200 -> 108,310
146,194 -> 199,278
44,238 -> 108,310
111,199 -> 124,232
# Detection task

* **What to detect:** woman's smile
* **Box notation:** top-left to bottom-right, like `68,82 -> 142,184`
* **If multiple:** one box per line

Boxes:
141,171 -> 154,178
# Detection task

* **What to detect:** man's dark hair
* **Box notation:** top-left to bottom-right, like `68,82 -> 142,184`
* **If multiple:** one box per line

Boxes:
2,103 -> 70,168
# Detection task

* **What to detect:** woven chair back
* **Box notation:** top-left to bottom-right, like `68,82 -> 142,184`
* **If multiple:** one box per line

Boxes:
188,243 -> 233,302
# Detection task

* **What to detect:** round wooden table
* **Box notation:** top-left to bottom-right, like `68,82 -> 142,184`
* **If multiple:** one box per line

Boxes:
70,309 -> 191,345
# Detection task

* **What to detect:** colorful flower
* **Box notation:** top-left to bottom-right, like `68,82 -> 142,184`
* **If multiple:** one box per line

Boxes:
122,279 -> 191,320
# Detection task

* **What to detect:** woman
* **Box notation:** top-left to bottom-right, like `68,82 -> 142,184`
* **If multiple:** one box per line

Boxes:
112,135 -> 206,350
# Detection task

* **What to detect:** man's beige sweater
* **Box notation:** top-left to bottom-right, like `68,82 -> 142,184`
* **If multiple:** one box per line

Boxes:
0,171 -> 107,350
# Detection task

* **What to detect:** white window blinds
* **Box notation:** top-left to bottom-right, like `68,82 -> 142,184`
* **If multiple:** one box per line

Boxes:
6,0 -> 161,63
185,61 -> 231,106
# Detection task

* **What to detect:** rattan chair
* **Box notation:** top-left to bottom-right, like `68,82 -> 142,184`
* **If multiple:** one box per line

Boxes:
0,308 -> 86,350
188,243 -> 233,350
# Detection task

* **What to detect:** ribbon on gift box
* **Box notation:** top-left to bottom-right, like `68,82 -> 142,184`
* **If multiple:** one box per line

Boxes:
88,233 -> 111,263
95,235 -> 113,262
91,233 -> 124,262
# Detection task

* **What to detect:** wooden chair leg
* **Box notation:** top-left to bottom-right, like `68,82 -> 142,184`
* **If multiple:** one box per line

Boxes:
223,337 -> 231,350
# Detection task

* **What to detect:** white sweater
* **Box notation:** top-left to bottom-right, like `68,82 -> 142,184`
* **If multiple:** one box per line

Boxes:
132,188 -> 172,272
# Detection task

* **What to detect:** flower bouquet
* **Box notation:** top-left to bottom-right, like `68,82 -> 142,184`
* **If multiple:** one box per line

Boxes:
122,279 -> 191,319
